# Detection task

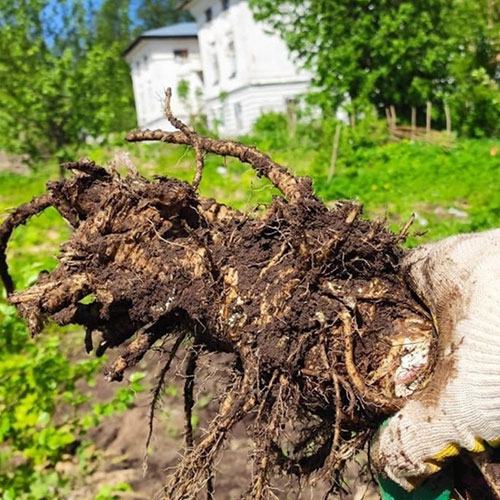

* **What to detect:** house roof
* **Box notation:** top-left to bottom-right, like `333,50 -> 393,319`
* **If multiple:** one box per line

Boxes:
177,1 -> 192,9
123,22 -> 198,57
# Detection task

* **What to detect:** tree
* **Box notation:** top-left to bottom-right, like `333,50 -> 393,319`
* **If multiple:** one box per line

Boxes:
443,0 -> 500,135
95,0 -> 132,47
135,0 -> 193,32
250,0 -> 500,134
91,0 -> 136,134
0,0 -> 136,166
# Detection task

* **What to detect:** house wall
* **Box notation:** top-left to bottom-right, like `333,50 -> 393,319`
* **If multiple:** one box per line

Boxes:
185,0 -> 312,135
207,81 -> 310,136
125,37 -> 202,130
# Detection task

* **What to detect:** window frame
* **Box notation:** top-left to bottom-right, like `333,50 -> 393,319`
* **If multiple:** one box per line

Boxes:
174,49 -> 189,61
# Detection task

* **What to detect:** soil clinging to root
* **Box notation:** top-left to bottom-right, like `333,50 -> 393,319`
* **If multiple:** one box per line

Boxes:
0,90 -> 437,499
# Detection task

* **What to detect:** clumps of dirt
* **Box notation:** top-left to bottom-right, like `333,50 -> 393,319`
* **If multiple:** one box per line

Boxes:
0,90 -> 437,499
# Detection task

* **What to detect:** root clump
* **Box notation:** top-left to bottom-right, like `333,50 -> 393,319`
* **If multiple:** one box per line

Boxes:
0,91 -> 437,499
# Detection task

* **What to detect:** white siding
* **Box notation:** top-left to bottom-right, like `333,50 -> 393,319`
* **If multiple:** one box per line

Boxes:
125,1 -> 316,136
206,81 -> 310,136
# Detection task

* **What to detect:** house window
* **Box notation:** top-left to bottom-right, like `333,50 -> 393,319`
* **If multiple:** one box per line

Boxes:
213,55 -> 220,84
210,43 -> 220,85
205,8 -> 212,22
227,39 -> 237,78
222,0 -> 230,10
174,49 -> 189,61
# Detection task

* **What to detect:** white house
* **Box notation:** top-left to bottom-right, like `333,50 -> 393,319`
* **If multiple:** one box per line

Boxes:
179,0 -> 311,135
124,1 -> 312,136
123,22 -> 203,130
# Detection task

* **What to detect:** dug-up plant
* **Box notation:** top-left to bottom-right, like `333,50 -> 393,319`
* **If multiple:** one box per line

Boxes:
0,90 -> 438,499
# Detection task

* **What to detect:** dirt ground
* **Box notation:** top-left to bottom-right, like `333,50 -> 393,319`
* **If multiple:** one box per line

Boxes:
70,348 -> 380,500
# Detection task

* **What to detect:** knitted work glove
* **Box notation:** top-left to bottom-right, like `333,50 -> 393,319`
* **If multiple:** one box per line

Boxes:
372,229 -> 500,491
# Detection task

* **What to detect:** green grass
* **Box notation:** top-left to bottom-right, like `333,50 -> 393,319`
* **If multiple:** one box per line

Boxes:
310,138 -> 500,244
0,166 -> 68,288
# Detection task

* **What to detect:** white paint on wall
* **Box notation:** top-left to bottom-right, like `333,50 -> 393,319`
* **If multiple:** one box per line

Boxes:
205,81 -> 310,136
124,25 -> 202,131
184,0 -> 312,135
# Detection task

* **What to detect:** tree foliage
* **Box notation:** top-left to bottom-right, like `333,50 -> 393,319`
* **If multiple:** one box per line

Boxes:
95,0 -> 132,47
0,0 -> 136,164
250,0 -> 500,135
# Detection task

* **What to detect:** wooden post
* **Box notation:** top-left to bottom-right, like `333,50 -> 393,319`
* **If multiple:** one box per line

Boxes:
426,101 -> 432,136
487,0 -> 494,28
286,98 -> 297,138
411,106 -> 416,142
444,102 -> 451,136
328,124 -> 342,183
390,105 -> 397,128
385,107 -> 392,128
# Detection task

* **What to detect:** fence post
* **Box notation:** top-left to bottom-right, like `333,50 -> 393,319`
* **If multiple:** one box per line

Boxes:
426,101 -> 432,136
350,112 -> 356,128
385,107 -> 391,128
444,102 -> 451,136
328,123 -> 342,183
411,107 -> 416,142
286,98 -> 297,138
390,105 -> 397,128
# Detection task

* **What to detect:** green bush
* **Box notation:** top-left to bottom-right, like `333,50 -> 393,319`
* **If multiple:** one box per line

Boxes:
0,302 -> 144,500
448,67 -> 500,138
311,138 -> 500,242
250,112 -> 290,150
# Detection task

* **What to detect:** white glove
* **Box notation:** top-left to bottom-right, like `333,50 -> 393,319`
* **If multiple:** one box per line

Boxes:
373,229 -> 500,491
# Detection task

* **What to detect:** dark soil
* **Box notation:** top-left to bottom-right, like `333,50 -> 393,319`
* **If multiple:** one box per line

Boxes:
71,350 -> 379,500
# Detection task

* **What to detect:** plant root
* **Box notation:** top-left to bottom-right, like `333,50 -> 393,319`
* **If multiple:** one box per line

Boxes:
164,371 -> 256,500
0,193 -> 52,295
145,332 -> 187,454
1,89 -> 439,498
183,343 -> 199,449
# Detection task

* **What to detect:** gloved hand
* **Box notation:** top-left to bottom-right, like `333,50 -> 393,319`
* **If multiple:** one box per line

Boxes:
372,229 -> 500,491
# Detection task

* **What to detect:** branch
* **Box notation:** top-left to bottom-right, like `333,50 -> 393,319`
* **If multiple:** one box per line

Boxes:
125,129 -> 314,204
0,194 -> 52,295
163,88 -> 205,190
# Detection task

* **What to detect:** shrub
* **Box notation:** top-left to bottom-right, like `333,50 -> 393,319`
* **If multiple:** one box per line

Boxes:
251,112 -> 290,150
0,303 -> 144,499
